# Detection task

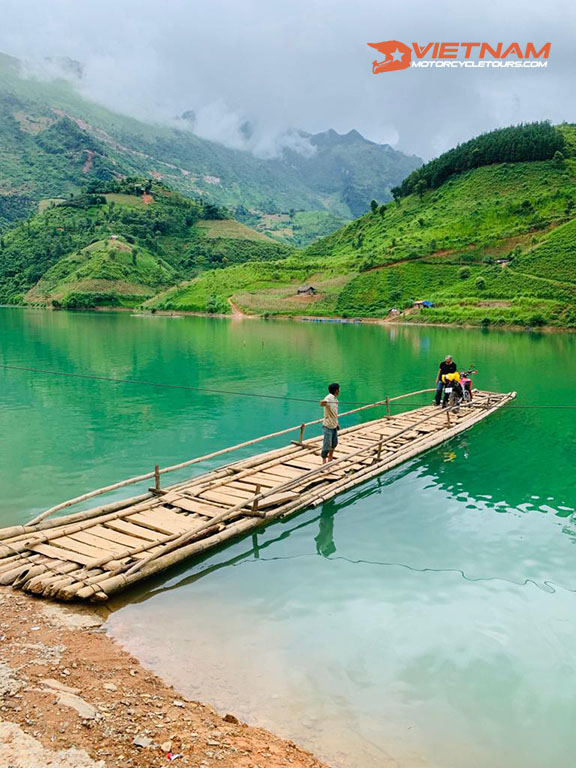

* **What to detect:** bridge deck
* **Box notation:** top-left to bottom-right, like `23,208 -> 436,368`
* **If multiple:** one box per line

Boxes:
0,390 -> 515,602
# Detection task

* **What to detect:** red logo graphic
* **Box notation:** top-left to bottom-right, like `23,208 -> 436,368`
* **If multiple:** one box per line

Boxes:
367,40 -> 412,73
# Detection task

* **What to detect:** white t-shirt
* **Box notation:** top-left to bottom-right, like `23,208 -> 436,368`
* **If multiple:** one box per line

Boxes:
322,393 -> 339,429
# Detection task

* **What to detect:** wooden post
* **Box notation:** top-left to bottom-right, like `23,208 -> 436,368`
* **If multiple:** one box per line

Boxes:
377,435 -> 383,461
252,485 -> 261,513
299,423 -> 306,443
385,397 -> 391,420
154,465 -> 161,492
252,532 -> 260,559
445,409 -> 451,426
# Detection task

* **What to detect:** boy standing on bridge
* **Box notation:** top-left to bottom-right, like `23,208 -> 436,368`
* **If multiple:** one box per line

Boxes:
320,383 -> 340,463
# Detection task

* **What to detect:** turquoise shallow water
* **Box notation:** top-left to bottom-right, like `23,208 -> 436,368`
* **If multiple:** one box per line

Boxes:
1,307 -> 576,767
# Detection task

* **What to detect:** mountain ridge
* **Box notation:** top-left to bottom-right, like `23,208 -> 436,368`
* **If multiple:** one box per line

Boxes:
0,52 -> 421,241
144,123 -> 576,328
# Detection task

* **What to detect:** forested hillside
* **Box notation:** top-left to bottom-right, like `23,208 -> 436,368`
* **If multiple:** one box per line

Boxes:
0,179 -> 292,306
393,122 -> 565,198
0,52 -> 420,242
149,123 -> 576,328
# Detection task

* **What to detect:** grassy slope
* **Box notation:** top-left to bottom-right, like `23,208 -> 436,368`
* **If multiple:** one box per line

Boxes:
153,134 -> 576,327
306,159 -> 576,266
0,181 -> 293,305
196,219 -> 271,240
146,261 -> 350,315
26,237 -> 173,307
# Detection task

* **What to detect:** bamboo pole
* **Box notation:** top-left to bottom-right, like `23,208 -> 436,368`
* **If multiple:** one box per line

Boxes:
0,492 -> 154,544
0,495 -> 165,560
308,393 -> 516,506
113,398 -> 472,584
28,389 -> 436,526
62,392 -> 515,603
13,390 -> 513,601
252,486 -> 261,514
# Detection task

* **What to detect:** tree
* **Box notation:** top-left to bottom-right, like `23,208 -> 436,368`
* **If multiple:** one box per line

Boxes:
475,276 -> 486,290
458,267 -> 471,280
553,150 -> 565,167
370,199 -> 378,214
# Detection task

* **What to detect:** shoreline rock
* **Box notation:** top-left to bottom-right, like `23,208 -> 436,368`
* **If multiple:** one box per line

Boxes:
0,587 -> 327,768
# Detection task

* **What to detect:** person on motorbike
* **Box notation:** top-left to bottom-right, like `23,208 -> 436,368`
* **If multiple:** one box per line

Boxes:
434,355 -> 457,405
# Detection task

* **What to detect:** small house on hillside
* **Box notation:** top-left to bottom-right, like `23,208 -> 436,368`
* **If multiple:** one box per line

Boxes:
298,285 -> 317,295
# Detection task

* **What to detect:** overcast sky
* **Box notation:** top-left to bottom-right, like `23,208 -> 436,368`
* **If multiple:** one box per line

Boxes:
0,0 -> 574,159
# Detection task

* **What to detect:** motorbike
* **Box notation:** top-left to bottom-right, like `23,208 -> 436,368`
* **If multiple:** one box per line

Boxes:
442,368 -> 478,410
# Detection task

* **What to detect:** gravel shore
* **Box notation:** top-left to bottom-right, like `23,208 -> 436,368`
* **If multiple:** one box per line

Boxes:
0,588 -> 327,768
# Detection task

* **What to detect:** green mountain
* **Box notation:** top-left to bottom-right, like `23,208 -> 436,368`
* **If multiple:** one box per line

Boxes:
149,123 -> 576,328
0,52 -> 420,242
0,178 -> 293,306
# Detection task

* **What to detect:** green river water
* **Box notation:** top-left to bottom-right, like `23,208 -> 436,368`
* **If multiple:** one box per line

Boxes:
1,306 -> 575,768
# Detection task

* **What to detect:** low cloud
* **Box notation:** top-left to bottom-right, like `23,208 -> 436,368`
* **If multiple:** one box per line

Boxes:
1,0 -> 574,159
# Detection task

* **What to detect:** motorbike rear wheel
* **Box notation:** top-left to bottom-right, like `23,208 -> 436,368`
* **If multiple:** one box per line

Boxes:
448,391 -> 461,412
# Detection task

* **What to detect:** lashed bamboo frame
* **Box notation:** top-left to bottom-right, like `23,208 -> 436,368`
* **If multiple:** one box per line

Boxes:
0,390 -> 515,601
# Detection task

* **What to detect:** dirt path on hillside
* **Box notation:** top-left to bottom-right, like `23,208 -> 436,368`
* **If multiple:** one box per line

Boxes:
228,298 -> 257,318
0,588 -> 327,768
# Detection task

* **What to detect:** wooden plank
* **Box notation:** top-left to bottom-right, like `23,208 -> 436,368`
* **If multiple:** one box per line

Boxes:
90,524 -> 146,548
68,529 -> 129,553
284,458 -> 322,471
226,480 -> 265,492
128,510 -> 191,536
256,463 -> 306,478
213,485 -> 255,500
31,542 -> 94,566
160,491 -> 187,505
235,473 -> 279,488
106,519 -> 164,542
51,535 -> 111,559
168,497 -> 225,518
256,465 -> 305,480
198,490 -> 245,506
257,491 -> 299,509
68,530 -> 130,555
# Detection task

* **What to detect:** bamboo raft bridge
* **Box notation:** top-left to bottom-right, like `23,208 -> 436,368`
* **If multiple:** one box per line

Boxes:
0,388 -> 515,602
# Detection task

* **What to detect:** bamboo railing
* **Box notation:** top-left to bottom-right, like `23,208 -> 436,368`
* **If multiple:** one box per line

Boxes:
28,388 -> 436,526
0,389 -> 516,601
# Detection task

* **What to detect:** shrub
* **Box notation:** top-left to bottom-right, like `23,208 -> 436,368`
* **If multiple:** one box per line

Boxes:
475,276 -> 486,290
528,313 -> 546,327
458,267 -> 471,280
61,292 -> 120,309
205,294 -> 228,313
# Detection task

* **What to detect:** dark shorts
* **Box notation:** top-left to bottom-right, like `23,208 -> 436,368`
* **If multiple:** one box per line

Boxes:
321,426 -> 338,458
